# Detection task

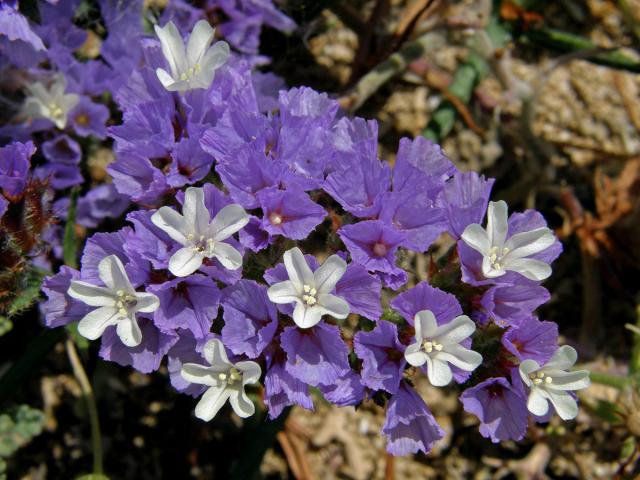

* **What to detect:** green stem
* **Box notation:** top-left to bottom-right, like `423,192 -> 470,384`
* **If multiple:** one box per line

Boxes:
65,339 -> 103,475
629,300 -> 640,375
589,371 -> 630,390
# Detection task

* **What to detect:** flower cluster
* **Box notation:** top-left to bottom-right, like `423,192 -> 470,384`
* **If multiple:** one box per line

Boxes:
0,2 -> 590,457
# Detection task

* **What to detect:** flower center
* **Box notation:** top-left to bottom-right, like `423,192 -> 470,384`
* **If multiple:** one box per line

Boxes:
301,284 -> 317,306
268,212 -> 283,226
529,371 -> 553,385
372,242 -> 388,257
422,339 -> 443,353
75,112 -> 90,126
48,102 -> 64,119
488,246 -> 510,270
179,63 -> 202,81
188,234 -> 215,255
115,289 -> 137,316
218,367 -> 242,385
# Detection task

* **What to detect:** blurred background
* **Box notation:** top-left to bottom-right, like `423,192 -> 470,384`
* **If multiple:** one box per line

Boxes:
2,0 -> 640,478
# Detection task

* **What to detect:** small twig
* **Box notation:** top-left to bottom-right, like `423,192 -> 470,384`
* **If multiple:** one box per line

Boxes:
384,0 -> 441,56
349,0 -> 391,84
65,339 -> 104,475
384,452 -> 395,480
330,3 -> 368,36
440,89 -> 485,135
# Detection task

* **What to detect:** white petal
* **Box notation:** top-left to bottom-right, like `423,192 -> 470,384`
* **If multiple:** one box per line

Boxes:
482,254 -> 506,278
210,204 -> 249,241
426,356 -> 453,387
436,344 -> 482,372
194,385 -> 232,421
116,315 -> 142,347
314,254 -> 347,294
155,68 -> 176,88
183,187 -> 210,236
316,294 -> 350,320
461,223 -> 490,254
292,303 -> 323,329
504,228 -> 555,259
229,389 -> 255,418
98,255 -> 134,291
487,200 -> 509,247
201,40 -> 230,73
203,338 -> 231,367
283,247 -> 314,288
169,247 -> 204,277
547,370 -> 590,391
212,241 -> 243,270
544,345 -> 577,371
434,315 -> 476,346
77,306 -> 120,340
186,20 -> 215,66
237,361 -> 262,385
267,280 -> 301,304
134,292 -> 160,313
414,310 -> 438,339
68,281 -> 115,307
151,207 -> 188,245
181,363 -> 220,386
506,257 -> 552,281
546,389 -> 579,420
404,342 -> 428,367
519,359 -> 540,387
526,388 -> 549,416
154,21 -> 187,79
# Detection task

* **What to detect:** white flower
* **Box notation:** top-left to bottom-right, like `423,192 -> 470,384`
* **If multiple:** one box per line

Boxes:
404,310 -> 482,387
519,345 -> 590,420
151,187 -> 249,277
67,255 -> 160,347
461,200 -> 556,281
22,74 -> 79,129
181,338 -> 261,421
267,247 -> 350,329
154,20 -> 230,92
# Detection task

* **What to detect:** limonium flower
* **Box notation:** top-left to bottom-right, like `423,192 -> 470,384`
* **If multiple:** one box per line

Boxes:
154,20 -> 230,92
519,345 -> 590,420
404,310 -> 482,386
461,200 -> 556,281
181,338 -> 261,421
22,74 -> 79,129
151,186 -> 249,277
267,247 -> 350,329
67,255 -> 160,347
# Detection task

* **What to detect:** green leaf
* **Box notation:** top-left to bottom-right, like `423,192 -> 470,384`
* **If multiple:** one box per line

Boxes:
76,475 -> 110,480
621,436 -> 637,460
589,399 -> 624,424
63,187 -> 80,269
7,267 -> 47,317
589,371 -> 631,390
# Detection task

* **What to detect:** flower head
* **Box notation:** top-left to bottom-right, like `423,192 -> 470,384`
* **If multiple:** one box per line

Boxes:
22,74 -> 79,129
267,247 -> 350,329
519,345 -> 590,420
461,200 -> 556,281
404,310 -> 482,386
154,20 -> 230,92
67,255 -> 160,347
151,186 -> 249,277
180,338 -> 261,420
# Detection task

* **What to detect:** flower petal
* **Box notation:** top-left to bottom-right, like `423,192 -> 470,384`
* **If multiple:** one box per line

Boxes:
98,255 -> 134,291
414,310 -> 438,339
203,338 -> 231,367
292,303 -> 323,329
237,361 -> 262,386
155,68 -> 176,89
194,385 -> 232,421
154,21 -> 187,79
526,388 -> 549,416
434,315 -> 476,346
134,292 -> 160,313
267,280 -> 300,304
546,389 -> 579,420
229,389 -> 255,418
518,359 -> 540,387
212,241 -> 243,270
68,281 -> 114,307
314,254 -> 347,294
283,247 -> 314,288
151,207 -> 188,245
487,200 -> 508,247
186,20 -> 215,66
547,370 -> 590,391
116,315 -> 143,347
181,363 -> 219,386
461,223 -> 490,254
317,294 -> 350,320
210,204 -> 249,241
405,342 -> 428,367
436,344 -> 482,372
504,228 -> 555,259
426,356 -> 453,387
201,40 -> 230,72
506,258 -> 552,281
544,345 -> 577,371
169,247 -> 204,277
78,306 -> 120,340
183,187 -> 210,236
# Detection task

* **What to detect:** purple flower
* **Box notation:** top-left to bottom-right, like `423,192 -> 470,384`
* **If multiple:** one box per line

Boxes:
279,322 -> 350,387
478,284 -> 550,328
165,137 -> 214,188
257,187 -> 327,240
460,377 -> 528,442
69,97 -> 110,138
390,281 -> 462,327
149,274 -> 221,339
502,316 -> 559,365
319,370 -> 365,407
167,331 -> 209,397
383,381 -> 444,456
221,280 -> 278,358
0,140 -> 33,197
264,347 -> 314,419
124,209 -> 175,270
0,196 -> 7,218
437,172 -> 494,240
41,266 -> 91,328
392,137 -> 457,193
37,135 -> 83,189
354,321 -> 405,394
0,2 -> 45,51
